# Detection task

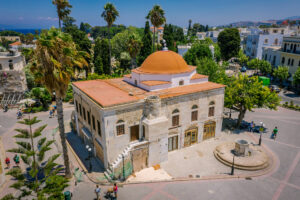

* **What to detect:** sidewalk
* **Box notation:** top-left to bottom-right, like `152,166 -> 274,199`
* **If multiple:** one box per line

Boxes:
125,131 -> 276,184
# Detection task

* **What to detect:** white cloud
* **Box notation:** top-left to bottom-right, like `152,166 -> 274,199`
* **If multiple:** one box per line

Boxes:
38,17 -> 58,21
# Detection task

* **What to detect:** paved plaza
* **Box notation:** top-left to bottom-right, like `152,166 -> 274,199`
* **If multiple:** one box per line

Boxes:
0,106 -> 300,200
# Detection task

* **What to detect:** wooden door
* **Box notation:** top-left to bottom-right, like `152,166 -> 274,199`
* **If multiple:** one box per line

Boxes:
130,125 -> 139,142
131,147 -> 148,172
94,140 -> 104,163
203,121 -> 216,140
184,128 -> 198,147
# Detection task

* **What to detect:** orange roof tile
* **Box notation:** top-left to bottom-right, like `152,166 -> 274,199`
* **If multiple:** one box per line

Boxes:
73,78 -> 225,108
141,80 -> 171,86
10,41 -> 21,46
73,80 -> 141,107
191,73 -> 208,80
123,74 -> 131,78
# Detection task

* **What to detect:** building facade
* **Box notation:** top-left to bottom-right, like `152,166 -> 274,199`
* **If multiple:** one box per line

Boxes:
0,50 -> 27,105
72,50 -> 225,179
245,34 -> 283,59
279,36 -> 300,78
262,46 -> 281,67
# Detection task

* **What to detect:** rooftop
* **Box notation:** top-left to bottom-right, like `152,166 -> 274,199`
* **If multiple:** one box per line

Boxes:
73,78 -> 225,108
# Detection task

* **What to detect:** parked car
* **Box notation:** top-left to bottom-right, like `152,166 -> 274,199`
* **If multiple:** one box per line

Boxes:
240,66 -> 247,72
269,85 -> 280,93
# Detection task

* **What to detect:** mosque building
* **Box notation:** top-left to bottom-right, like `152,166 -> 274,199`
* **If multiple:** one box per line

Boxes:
72,45 -> 225,179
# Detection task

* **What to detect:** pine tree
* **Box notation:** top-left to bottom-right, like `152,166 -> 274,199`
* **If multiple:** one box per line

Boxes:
94,55 -> 104,75
137,21 -> 152,65
2,117 -> 68,199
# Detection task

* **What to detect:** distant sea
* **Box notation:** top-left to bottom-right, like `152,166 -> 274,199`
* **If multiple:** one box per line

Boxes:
0,29 -> 42,34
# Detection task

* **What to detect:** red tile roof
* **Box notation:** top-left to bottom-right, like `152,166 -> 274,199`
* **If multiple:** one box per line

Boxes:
191,73 -> 208,80
73,78 -> 225,107
9,41 -> 21,46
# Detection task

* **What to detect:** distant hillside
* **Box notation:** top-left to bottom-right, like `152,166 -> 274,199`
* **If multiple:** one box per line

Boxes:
227,16 -> 300,27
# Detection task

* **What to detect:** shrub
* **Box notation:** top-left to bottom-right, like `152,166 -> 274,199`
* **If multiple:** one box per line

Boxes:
32,106 -> 43,113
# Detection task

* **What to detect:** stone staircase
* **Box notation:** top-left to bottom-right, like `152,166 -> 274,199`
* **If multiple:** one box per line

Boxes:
104,140 -> 148,181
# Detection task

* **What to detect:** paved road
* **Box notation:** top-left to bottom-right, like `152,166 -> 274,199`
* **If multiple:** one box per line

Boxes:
71,107 -> 300,200
278,91 -> 300,105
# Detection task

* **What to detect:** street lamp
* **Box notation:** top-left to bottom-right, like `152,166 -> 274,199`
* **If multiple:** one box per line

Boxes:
86,145 -> 92,172
231,154 -> 235,175
259,122 -> 264,146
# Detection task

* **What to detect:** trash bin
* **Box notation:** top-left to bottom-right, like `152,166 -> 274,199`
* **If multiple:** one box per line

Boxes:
64,191 -> 72,200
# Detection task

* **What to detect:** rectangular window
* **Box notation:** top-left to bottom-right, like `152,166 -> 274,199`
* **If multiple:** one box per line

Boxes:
97,120 -> 101,137
92,115 -> 95,130
87,111 -> 91,125
75,101 -> 78,112
209,107 -> 215,117
83,107 -> 86,120
172,115 -> 179,127
168,136 -> 178,152
79,104 -> 82,116
116,124 -> 125,136
191,110 -> 198,121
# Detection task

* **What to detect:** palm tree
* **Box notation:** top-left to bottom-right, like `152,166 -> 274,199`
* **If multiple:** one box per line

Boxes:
146,5 -> 166,52
127,35 -> 141,69
30,28 -> 88,178
52,0 -> 72,29
101,3 -> 119,75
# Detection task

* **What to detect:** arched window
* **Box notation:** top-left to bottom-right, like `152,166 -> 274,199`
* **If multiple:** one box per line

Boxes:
288,58 -> 291,65
282,57 -> 285,64
191,105 -> 198,121
264,39 -> 268,44
291,59 -> 294,66
264,54 -> 268,60
9,63 -> 13,70
274,38 -> 279,45
172,109 -> 180,127
208,101 -> 215,117
116,120 -> 125,136
284,43 -> 287,52
179,80 -> 184,86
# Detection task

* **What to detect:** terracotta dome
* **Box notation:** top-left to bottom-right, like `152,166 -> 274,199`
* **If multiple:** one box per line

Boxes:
136,50 -> 191,74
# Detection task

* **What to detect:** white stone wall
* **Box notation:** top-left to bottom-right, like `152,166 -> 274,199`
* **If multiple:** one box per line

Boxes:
0,53 -> 25,71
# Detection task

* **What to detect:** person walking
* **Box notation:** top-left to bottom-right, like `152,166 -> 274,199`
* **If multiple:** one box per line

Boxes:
13,154 -> 20,167
249,121 -> 254,132
113,183 -> 118,199
52,108 -> 55,117
49,109 -> 53,118
5,157 -> 10,169
272,126 -> 278,140
95,185 -> 101,200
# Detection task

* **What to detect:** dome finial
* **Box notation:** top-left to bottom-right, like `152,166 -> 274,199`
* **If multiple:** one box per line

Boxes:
162,39 -> 168,51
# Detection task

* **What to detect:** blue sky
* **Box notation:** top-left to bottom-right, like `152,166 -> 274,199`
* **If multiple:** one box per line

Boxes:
0,0 -> 300,29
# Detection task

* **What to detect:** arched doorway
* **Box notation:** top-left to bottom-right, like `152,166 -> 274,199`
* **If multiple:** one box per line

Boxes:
203,121 -> 216,140
184,127 -> 198,147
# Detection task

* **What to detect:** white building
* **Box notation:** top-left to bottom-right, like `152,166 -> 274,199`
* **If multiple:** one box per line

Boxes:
177,45 -> 191,57
72,49 -> 225,180
196,32 -> 206,40
206,31 -> 221,43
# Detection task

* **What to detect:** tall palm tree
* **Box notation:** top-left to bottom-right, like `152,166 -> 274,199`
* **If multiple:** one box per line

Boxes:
101,3 -> 119,75
146,5 -> 166,52
52,0 -> 72,29
127,35 -> 141,69
30,28 -> 88,178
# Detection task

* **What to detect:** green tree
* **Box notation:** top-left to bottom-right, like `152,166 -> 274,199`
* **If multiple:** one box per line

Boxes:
25,33 -> 34,44
119,52 -> 131,70
183,43 -> 212,65
52,0 -> 72,29
62,16 -> 77,32
247,58 -> 260,73
273,66 -> 289,86
101,2 -> 119,75
94,38 -> 110,74
293,67 -> 300,90
127,35 -> 141,69
259,60 -> 272,75
137,21 -> 152,65
30,28 -> 88,178
162,24 -> 176,51
30,87 -> 52,110
146,5 -> 166,52
225,75 -> 280,127
94,55 -> 104,75
2,117 -> 68,199
90,25 -> 126,39
187,19 -> 192,36
79,22 -> 92,33
217,28 -> 241,60
237,49 -> 249,66
196,58 -> 229,84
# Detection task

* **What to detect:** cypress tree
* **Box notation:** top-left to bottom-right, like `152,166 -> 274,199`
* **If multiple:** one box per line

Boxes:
93,38 -> 110,75
137,21 -> 152,65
